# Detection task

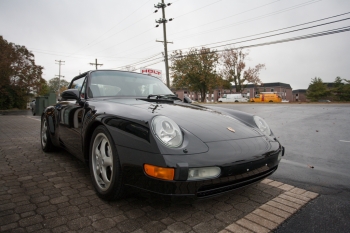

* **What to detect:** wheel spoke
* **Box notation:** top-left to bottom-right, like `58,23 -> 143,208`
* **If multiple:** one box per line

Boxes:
101,167 -> 111,187
95,146 -> 100,158
100,138 -> 107,157
103,157 -> 112,167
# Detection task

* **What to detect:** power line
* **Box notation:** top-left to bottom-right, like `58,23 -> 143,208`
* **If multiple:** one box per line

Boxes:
173,0 -> 282,30
29,49 -> 146,60
118,53 -> 163,67
89,27 -> 155,56
177,12 -> 350,50
172,26 -> 350,58
231,26 -> 350,50
111,54 -> 164,70
108,26 -> 350,72
174,0 -> 223,19
110,0 -> 321,60
108,12 -> 350,71
175,17 -> 350,52
172,0 -> 322,40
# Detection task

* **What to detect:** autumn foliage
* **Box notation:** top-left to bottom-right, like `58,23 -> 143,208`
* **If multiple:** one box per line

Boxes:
220,48 -> 265,93
170,47 -> 265,101
170,48 -> 220,102
0,36 -> 45,109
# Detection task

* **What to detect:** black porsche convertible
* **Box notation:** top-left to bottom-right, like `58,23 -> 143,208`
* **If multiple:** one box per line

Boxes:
41,70 -> 284,200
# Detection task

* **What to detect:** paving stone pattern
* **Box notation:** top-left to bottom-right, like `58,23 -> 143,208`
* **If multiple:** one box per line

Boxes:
0,116 -> 318,233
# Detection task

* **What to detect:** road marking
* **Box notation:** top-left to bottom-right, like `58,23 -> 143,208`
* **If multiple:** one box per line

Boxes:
339,140 -> 350,142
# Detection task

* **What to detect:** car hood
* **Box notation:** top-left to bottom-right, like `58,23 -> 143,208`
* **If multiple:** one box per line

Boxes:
98,98 -> 262,143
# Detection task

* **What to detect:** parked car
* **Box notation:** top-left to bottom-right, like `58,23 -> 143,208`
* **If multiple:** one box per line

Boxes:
30,100 -> 36,115
218,94 -> 249,102
41,70 -> 284,200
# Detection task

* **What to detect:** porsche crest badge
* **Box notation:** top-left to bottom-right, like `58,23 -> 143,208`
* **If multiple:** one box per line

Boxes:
227,127 -> 235,133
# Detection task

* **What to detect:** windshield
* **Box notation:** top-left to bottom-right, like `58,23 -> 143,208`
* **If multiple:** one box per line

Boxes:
89,70 -> 173,98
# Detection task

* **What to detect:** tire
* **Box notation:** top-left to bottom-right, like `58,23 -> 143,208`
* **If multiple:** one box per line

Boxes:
235,100 -> 238,102
269,100 -> 273,102
41,116 -> 54,152
89,126 -> 124,200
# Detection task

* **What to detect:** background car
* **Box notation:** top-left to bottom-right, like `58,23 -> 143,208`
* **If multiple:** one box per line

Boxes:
41,70 -> 284,200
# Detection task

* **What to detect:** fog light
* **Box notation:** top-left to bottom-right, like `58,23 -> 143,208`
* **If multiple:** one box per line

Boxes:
188,167 -> 221,180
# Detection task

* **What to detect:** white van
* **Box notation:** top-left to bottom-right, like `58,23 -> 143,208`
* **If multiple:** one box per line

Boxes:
218,94 -> 249,102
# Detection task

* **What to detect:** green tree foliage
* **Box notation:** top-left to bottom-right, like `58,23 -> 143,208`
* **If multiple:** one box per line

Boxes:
38,79 -> 51,96
48,77 -> 69,95
170,48 -> 221,102
332,76 -> 350,101
0,36 -> 45,109
221,48 -> 265,93
306,77 -> 329,101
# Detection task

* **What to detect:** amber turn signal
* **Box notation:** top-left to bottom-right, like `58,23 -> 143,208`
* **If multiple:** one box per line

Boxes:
144,164 -> 174,181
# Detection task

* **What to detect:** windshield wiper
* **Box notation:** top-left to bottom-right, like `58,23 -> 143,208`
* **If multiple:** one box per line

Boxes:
137,94 -> 181,103
147,94 -> 179,100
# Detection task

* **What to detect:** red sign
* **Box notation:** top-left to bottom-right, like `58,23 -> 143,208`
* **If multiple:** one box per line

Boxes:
140,68 -> 162,78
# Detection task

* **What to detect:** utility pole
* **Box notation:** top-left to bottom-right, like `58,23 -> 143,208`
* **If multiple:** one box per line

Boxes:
89,58 -> 103,70
154,1 -> 173,87
55,60 -> 65,96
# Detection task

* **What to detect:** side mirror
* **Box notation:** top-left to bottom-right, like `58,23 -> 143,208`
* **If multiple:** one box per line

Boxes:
61,89 -> 80,101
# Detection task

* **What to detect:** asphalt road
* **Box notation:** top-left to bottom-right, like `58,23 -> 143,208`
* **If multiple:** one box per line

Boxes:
206,103 -> 350,232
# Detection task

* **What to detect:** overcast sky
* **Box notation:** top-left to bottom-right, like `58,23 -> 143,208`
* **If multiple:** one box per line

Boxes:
1,0 -> 349,89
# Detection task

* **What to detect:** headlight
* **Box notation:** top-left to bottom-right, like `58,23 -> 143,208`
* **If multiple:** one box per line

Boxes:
253,116 -> 271,136
151,116 -> 183,147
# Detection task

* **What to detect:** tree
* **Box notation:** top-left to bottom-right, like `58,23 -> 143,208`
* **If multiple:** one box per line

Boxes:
332,77 -> 350,101
48,77 -> 69,95
221,48 -> 265,93
37,79 -> 51,96
306,77 -> 329,101
170,48 -> 221,102
0,36 -> 44,109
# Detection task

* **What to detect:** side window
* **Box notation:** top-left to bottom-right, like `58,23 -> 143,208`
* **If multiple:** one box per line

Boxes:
80,78 -> 87,99
71,76 -> 87,99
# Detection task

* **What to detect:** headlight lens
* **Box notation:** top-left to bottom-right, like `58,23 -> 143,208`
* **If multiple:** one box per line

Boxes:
253,116 -> 271,136
151,116 -> 183,147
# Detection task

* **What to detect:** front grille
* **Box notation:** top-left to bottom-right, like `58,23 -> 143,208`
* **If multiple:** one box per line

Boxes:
196,166 -> 277,198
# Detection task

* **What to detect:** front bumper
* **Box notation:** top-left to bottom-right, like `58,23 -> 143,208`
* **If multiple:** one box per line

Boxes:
122,145 -> 283,198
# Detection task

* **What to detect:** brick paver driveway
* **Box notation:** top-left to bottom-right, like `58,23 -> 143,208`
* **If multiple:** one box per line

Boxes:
0,115 -> 318,233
